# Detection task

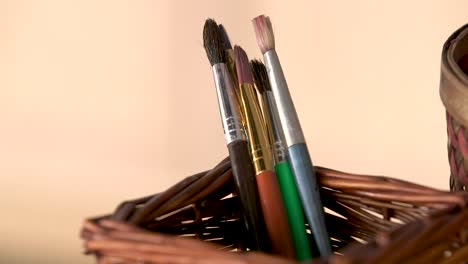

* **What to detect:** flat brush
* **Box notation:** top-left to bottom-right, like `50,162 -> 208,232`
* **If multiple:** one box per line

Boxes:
234,46 -> 295,259
202,19 -> 267,252
252,15 -> 332,256
252,59 -> 314,260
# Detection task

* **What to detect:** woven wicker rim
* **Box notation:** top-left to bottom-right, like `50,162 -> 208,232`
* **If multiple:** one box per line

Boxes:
82,158 -> 468,263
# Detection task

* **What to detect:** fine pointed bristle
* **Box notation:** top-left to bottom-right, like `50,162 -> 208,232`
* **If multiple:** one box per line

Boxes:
203,18 -> 226,66
252,15 -> 275,54
218,24 -> 232,50
234,46 -> 254,84
251,59 -> 271,93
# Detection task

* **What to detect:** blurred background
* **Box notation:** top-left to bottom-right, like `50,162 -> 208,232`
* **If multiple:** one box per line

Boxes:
2,0 -> 467,263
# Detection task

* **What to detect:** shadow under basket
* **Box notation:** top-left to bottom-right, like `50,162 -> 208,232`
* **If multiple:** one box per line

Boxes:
81,157 -> 468,264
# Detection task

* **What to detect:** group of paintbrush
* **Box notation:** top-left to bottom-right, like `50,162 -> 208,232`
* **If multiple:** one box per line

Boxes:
202,15 -> 331,260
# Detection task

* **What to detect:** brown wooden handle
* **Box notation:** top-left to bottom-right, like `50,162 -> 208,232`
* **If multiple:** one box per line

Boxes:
256,170 -> 295,259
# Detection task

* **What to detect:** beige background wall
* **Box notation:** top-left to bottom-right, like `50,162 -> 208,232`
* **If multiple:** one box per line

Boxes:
2,0 -> 467,263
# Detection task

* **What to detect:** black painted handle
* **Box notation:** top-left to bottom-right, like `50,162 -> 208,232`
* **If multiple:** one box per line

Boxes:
228,139 -> 269,252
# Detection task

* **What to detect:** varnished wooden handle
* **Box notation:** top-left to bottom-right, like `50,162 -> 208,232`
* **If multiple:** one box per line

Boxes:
255,170 -> 295,259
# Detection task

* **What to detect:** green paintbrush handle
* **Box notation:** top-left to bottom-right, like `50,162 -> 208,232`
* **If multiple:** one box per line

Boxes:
275,161 -> 313,260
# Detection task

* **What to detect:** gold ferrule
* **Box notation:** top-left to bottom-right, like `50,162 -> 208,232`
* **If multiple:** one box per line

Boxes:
226,50 -> 239,98
239,83 -> 274,174
259,93 -> 278,163
225,49 -> 247,128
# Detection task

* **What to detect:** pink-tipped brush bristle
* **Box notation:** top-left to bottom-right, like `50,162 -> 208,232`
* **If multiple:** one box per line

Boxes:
234,46 -> 254,85
252,15 -> 275,54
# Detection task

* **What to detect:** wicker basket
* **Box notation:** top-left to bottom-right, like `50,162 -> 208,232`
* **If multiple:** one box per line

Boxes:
441,24 -> 468,191
81,157 -> 468,263
81,24 -> 468,263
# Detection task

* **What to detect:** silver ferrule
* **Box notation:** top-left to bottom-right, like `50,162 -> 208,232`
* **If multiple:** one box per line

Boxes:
264,50 -> 306,147
212,64 -> 246,144
264,91 -> 287,162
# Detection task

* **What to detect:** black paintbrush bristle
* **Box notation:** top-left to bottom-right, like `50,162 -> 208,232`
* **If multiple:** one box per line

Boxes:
203,19 -> 226,66
251,59 -> 271,93
218,24 -> 232,50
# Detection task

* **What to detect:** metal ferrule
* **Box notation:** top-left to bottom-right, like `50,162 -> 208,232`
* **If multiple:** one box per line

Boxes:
258,93 -> 275,161
263,50 -> 306,147
239,83 -> 274,173
225,49 -> 239,94
212,64 -> 246,144
263,91 -> 288,163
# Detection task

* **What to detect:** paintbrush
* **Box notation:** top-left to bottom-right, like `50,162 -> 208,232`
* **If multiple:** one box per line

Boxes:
252,15 -> 332,256
202,19 -> 268,252
252,59 -> 315,260
218,24 -> 238,85
234,45 -> 295,258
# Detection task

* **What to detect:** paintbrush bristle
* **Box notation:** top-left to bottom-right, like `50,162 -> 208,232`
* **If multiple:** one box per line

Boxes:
234,46 -> 254,85
218,24 -> 232,50
251,59 -> 271,93
203,18 -> 226,66
252,15 -> 275,54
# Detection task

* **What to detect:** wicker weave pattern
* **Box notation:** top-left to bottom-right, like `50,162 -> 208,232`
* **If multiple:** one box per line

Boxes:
82,158 -> 468,263
447,112 -> 468,191
440,24 -> 468,192
332,204 -> 468,264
